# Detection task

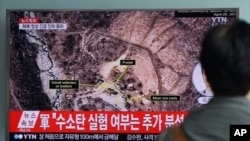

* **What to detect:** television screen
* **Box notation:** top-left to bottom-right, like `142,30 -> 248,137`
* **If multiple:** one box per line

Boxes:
7,8 -> 239,141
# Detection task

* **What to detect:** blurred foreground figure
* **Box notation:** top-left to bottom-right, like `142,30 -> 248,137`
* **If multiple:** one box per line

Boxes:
156,20 -> 250,141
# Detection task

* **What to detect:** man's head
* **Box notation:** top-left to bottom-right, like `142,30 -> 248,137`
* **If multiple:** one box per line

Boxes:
200,20 -> 250,96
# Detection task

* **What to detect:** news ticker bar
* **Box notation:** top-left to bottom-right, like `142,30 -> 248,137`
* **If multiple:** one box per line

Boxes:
230,125 -> 250,141
9,125 -> 250,140
175,9 -> 237,17
9,133 -> 158,141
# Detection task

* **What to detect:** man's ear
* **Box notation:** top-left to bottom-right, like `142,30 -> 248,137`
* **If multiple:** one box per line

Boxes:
202,70 -> 212,91
246,91 -> 250,101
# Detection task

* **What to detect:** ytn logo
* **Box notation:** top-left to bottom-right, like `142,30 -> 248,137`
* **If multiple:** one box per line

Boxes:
14,134 -> 23,140
211,17 -> 228,26
13,134 -> 37,140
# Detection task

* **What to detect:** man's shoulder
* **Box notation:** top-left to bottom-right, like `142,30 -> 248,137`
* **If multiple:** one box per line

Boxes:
182,97 -> 250,141
186,96 -> 250,120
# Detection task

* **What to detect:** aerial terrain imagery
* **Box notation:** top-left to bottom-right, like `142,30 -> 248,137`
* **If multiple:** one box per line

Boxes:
8,10 -> 237,111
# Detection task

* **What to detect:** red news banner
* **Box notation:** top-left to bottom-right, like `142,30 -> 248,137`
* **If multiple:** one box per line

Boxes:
10,111 -> 188,133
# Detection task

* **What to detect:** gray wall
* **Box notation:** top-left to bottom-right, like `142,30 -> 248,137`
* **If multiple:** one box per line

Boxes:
1,0 -> 249,140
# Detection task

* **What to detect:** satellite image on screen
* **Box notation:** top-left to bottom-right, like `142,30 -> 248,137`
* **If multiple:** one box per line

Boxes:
8,10 -> 238,111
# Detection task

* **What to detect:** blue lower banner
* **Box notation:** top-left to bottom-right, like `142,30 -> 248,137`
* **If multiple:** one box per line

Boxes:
9,133 -> 159,141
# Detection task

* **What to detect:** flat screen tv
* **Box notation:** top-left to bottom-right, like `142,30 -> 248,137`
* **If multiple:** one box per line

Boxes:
7,8 -> 239,141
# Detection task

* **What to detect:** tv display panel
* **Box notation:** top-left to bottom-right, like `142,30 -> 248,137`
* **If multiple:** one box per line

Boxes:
7,9 -> 239,141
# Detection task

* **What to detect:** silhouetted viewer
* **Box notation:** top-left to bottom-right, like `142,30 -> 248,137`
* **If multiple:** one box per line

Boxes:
156,20 -> 250,141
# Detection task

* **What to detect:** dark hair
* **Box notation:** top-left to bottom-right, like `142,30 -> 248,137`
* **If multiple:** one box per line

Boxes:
200,20 -> 250,96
